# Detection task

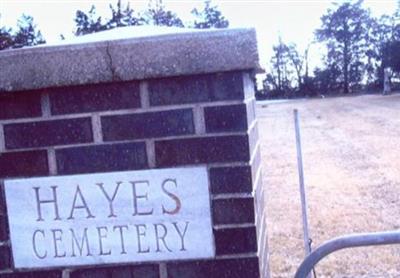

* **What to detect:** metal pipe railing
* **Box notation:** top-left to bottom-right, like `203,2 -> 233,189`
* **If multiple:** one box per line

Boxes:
294,230 -> 400,278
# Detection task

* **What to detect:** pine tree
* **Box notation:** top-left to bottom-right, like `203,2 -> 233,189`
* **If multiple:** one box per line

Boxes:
144,0 -> 184,27
191,0 -> 229,29
365,13 -> 399,85
268,38 -> 293,92
0,26 -> 14,50
316,1 -> 371,94
1,14 -> 46,51
75,5 -> 108,36
11,14 -> 46,49
0,14 -> 13,50
107,0 -> 142,29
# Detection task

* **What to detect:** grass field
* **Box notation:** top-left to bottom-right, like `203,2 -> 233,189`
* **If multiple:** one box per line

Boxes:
257,94 -> 400,277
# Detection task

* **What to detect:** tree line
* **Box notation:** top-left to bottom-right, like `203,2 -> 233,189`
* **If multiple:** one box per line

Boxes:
1,0 -> 399,97
0,0 -> 228,50
0,14 -> 46,50
259,1 -> 400,99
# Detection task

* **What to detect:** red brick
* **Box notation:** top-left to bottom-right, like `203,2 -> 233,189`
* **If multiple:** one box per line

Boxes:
49,81 -> 140,115
0,246 -> 11,270
0,186 -> 6,242
213,198 -> 255,225
0,91 -> 41,120
56,142 -> 147,175
155,135 -> 250,167
102,109 -> 194,141
0,150 -> 48,178
167,257 -> 259,278
0,272 -> 61,278
70,265 -> 159,278
209,166 -> 253,194
205,104 -> 247,133
4,118 -> 93,149
149,71 -> 244,106
214,227 -> 257,255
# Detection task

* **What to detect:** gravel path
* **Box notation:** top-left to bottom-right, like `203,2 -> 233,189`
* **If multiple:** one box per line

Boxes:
258,94 -> 400,277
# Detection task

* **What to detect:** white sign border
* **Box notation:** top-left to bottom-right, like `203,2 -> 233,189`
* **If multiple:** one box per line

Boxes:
4,166 -> 215,269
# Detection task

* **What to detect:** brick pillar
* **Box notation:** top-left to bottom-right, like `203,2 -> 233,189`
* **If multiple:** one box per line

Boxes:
0,27 -> 268,278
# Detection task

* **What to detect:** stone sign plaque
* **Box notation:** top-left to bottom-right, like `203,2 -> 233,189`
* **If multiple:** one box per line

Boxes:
4,166 -> 214,268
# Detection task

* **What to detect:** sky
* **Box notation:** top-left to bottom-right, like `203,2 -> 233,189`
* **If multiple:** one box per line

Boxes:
0,0 -> 398,71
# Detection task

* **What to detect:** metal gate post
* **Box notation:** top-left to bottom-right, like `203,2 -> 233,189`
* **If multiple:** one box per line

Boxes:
295,230 -> 400,278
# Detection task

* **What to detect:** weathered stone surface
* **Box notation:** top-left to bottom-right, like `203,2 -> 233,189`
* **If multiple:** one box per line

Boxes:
0,43 -> 110,93
0,27 -> 260,92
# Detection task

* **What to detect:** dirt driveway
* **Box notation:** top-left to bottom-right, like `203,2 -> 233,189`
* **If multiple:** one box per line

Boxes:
257,94 -> 400,277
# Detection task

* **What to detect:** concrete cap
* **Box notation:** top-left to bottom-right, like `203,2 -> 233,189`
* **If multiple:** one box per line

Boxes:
0,26 -> 261,92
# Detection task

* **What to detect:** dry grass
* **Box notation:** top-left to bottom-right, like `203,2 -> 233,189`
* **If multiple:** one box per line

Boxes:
258,94 -> 400,277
